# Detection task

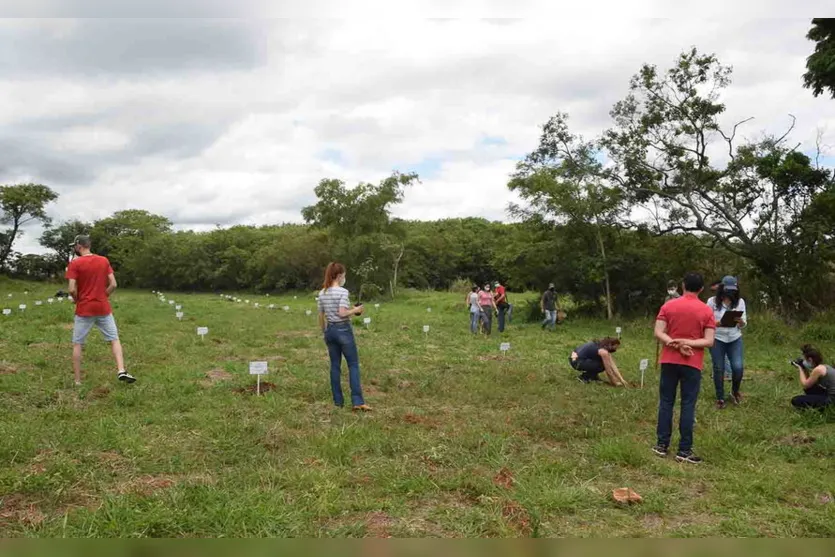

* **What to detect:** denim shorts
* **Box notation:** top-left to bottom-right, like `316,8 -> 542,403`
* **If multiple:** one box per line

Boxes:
72,314 -> 119,344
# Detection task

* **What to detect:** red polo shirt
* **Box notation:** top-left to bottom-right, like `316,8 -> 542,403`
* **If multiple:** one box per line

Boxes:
65,255 -> 114,317
656,293 -> 715,370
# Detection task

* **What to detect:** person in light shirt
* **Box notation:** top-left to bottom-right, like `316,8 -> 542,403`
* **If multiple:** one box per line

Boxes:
707,276 -> 747,409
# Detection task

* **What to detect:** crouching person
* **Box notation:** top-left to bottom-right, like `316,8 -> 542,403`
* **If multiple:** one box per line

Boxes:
569,337 -> 627,387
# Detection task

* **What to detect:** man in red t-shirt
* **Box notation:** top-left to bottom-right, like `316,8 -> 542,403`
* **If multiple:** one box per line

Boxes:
652,272 -> 715,464
65,235 -> 135,386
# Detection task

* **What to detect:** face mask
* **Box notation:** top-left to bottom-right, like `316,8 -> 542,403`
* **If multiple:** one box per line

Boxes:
338,275 -> 346,287
803,360 -> 813,370
667,289 -> 676,296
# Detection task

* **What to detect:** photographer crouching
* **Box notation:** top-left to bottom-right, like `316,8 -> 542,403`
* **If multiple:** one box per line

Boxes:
790,345 -> 835,411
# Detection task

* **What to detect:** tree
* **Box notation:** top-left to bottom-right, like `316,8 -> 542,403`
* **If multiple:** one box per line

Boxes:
0,183 -> 58,270
89,210 -> 172,280
510,113 -> 626,319
302,171 -> 418,297
602,48 -> 832,313
39,220 -> 93,264
803,18 -> 835,99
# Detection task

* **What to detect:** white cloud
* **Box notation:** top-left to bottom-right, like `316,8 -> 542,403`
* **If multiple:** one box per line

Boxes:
2,15 -> 834,257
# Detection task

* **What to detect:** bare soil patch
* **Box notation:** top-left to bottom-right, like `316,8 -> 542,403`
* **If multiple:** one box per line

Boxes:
501,500 -> 532,535
0,494 -> 45,527
89,386 -> 111,400
233,382 -> 276,395
0,361 -> 18,375
118,475 -> 177,496
493,467 -> 515,489
781,432 -> 816,446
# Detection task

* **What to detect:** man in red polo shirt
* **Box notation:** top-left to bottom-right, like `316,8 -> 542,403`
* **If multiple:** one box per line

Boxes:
65,235 -> 135,386
652,272 -> 715,464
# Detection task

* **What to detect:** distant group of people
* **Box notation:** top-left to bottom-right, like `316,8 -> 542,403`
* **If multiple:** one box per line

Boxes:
464,282 -> 511,335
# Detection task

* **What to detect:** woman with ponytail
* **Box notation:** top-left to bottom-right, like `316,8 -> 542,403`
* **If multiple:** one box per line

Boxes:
317,262 -> 372,411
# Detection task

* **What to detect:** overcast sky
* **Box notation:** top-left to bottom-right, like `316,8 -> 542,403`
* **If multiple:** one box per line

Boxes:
1,15 -> 834,254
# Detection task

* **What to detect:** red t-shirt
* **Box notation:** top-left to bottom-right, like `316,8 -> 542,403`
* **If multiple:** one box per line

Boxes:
656,293 -> 715,370
65,255 -> 114,317
494,285 -> 507,304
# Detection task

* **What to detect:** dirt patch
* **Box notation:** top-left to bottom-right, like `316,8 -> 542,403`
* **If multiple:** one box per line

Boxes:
398,380 -> 414,389
781,432 -> 816,446
0,361 -> 18,375
89,386 -> 111,400
501,500 -> 532,535
118,475 -> 177,496
0,494 -> 46,527
60,323 -> 74,330
403,413 -> 438,428
233,382 -> 276,395
819,493 -> 833,505
493,467 -> 515,489
206,370 -> 233,382
477,354 -> 514,362
365,511 -> 394,538
27,342 -> 59,349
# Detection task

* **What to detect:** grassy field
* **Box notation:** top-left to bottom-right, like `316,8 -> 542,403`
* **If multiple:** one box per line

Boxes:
1,278 -> 834,537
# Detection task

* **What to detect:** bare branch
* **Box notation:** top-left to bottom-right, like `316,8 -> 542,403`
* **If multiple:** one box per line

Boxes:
774,114 -> 797,146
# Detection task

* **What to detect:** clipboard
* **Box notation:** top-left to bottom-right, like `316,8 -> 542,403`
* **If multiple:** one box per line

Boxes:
719,310 -> 743,327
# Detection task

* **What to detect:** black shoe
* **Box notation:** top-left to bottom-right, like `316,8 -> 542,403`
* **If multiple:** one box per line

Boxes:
117,372 -> 136,384
651,444 -> 669,457
716,400 -> 726,410
731,392 -> 743,405
675,451 -> 702,464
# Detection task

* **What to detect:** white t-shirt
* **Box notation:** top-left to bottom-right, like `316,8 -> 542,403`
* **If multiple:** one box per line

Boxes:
468,292 -> 480,313
707,296 -> 747,344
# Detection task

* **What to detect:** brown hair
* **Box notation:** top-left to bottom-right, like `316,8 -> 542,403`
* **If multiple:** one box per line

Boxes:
595,337 -> 621,352
322,262 -> 346,290
801,344 -> 824,367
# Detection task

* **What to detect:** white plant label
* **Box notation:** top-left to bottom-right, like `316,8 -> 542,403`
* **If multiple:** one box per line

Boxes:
176,312 -> 184,320
423,325 -> 430,333
175,305 -> 182,311
363,317 -> 371,325
245,300 -> 250,304
269,304 -> 275,309
18,304 -> 26,310
249,361 -> 269,375
500,342 -> 511,352
293,296 -> 297,299
254,303 -> 260,308
375,303 -> 380,309
47,298 -> 54,304
35,301 -> 43,306
305,310 -> 312,316
169,300 -> 174,305
427,308 -> 432,313
7,294 -> 11,298
197,327 -> 209,338
283,306 -> 290,311
2,309 -> 11,315
639,359 -> 649,371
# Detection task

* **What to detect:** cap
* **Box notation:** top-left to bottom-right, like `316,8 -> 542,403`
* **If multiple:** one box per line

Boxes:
494,282 -> 500,287
548,283 -> 555,289
720,275 -> 738,291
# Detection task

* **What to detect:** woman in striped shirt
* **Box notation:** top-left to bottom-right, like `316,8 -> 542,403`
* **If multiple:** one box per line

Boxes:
317,262 -> 372,412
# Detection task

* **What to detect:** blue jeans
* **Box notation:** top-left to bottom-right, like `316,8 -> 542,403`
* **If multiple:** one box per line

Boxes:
657,363 -> 702,453
324,323 -> 365,407
710,337 -> 743,401
541,310 -> 556,329
469,311 -> 479,333
497,303 -> 508,332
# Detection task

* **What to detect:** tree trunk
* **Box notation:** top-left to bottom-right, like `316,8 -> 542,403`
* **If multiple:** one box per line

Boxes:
390,244 -> 404,299
0,219 -> 20,269
595,224 -> 613,320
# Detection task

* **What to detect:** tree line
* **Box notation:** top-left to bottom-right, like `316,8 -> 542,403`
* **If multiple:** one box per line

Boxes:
2,38 -> 834,319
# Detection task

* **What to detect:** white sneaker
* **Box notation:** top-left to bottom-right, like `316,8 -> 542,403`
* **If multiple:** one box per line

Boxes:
117,372 -> 136,384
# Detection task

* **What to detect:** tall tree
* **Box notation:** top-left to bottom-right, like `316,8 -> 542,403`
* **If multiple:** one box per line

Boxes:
510,113 -> 626,319
39,219 -> 93,264
803,18 -> 835,99
602,48 -> 832,312
302,171 -> 418,296
90,209 -> 172,280
0,183 -> 58,270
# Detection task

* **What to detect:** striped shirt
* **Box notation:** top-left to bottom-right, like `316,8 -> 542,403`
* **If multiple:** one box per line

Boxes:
318,286 -> 351,324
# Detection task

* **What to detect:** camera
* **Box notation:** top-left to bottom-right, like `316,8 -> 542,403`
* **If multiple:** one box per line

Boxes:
790,357 -> 804,368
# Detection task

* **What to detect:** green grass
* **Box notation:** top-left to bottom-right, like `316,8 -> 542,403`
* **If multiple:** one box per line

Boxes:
1,279 -> 834,537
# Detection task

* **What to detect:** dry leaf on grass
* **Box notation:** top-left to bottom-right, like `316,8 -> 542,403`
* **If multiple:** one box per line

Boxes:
612,487 -> 643,504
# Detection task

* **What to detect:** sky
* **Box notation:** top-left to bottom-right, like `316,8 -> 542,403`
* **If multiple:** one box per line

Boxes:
1,13 -> 834,255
